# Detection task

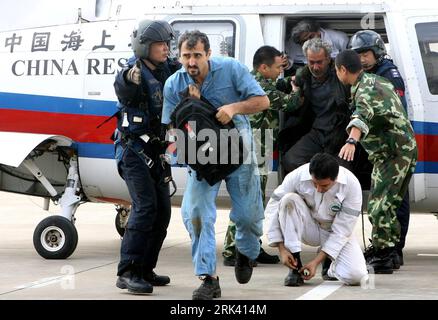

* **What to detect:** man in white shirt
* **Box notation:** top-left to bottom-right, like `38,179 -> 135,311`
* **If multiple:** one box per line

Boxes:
265,153 -> 367,286
284,19 -> 348,72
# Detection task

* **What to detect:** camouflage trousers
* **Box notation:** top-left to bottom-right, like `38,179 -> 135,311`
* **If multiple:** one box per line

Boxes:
368,153 -> 417,250
222,174 -> 267,258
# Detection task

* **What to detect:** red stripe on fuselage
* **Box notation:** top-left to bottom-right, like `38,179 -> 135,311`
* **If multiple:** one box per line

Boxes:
0,109 -> 116,143
415,134 -> 438,162
2,109 -> 437,163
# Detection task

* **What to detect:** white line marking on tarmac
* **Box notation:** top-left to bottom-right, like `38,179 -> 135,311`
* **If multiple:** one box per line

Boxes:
296,281 -> 344,300
417,253 -> 438,257
2,262 -> 116,296
15,276 -> 63,289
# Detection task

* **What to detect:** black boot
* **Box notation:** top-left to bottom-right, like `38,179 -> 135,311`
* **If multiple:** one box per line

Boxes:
192,275 -> 221,300
235,249 -> 256,284
116,268 -> 153,294
284,269 -> 304,286
284,252 -> 304,286
225,254 -> 258,267
364,241 -> 399,269
391,250 -> 401,270
223,255 -> 236,266
223,243 -> 236,267
364,239 -> 374,263
256,247 -> 280,264
366,247 -> 395,274
321,257 -> 337,281
144,271 -> 170,286
397,249 -> 404,266
395,242 -> 404,266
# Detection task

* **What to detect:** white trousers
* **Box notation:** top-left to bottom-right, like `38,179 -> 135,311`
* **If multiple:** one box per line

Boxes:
278,193 -> 368,285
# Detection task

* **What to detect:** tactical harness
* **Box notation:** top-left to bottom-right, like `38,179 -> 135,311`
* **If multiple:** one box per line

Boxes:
114,60 -> 177,195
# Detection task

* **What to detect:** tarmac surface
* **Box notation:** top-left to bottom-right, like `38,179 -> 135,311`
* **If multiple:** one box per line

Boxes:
1,191 -> 438,301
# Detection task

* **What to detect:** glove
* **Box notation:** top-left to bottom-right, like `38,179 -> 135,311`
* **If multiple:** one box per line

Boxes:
126,61 -> 141,85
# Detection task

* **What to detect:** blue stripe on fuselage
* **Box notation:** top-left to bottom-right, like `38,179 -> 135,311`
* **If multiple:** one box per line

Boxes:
0,92 -> 117,116
413,162 -> 438,174
76,142 -> 115,159
76,142 -> 434,174
411,120 -> 438,135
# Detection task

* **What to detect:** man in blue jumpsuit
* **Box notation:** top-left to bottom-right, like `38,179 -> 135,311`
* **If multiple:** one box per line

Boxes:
349,30 -> 410,267
162,30 -> 269,300
114,20 -> 181,294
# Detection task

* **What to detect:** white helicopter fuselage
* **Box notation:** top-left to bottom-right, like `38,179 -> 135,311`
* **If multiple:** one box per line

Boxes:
1,0 -> 438,258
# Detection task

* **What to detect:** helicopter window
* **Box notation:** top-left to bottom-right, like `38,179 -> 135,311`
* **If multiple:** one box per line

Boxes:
416,22 -> 438,95
170,20 -> 236,58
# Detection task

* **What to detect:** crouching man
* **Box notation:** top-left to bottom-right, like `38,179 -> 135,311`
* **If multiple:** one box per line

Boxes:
266,153 -> 368,286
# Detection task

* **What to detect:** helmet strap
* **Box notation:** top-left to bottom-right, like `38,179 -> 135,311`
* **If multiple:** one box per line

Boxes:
376,55 -> 385,66
143,57 -> 163,70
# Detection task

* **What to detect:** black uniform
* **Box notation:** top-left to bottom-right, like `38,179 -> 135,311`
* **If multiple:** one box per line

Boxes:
114,56 -> 181,276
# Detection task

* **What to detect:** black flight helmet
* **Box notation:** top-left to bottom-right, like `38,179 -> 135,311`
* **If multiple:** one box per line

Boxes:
348,30 -> 387,59
131,20 -> 175,59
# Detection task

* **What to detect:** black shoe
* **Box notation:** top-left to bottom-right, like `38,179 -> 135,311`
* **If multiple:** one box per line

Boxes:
321,257 -> 337,281
224,254 -> 258,267
256,247 -> 280,264
144,271 -> 170,286
284,269 -> 304,286
116,270 -> 153,294
397,250 -> 404,266
391,250 -> 401,270
223,255 -> 236,267
364,240 -> 375,263
235,249 -> 255,284
365,241 -> 396,268
192,275 -> 221,300
366,247 -> 395,274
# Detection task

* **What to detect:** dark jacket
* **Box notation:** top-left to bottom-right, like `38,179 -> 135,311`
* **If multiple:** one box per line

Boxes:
278,60 -> 351,154
373,58 -> 407,111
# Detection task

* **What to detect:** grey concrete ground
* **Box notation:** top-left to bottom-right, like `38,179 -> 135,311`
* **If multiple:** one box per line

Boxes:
0,191 -> 438,300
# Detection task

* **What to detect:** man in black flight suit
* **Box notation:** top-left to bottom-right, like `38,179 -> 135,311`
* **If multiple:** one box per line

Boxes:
113,20 -> 181,294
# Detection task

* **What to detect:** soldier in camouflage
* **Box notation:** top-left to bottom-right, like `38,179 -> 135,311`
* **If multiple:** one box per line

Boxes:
335,50 -> 417,274
222,46 -> 298,266
349,30 -> 410,268
250,46 -> 301,199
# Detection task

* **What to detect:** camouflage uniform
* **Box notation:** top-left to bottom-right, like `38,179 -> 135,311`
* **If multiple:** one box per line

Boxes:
249,71 -> 299,200
348,72 -> 417,250
222,71 -> 297,259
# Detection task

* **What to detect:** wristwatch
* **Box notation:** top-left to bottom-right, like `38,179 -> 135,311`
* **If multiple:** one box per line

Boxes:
345,137 -> 357,146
